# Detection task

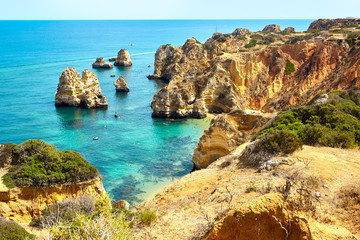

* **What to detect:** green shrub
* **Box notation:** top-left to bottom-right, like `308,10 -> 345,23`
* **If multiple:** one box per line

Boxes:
0,218 -> 34,240
245,40 -> 257,48
254,89 -> 360,149
285,60 -> 295,74
2,139 -> 98,188
139,209 -> 157,225
250,34 -> 264,40
217,36 -> 228,42
260,131 -> 303,155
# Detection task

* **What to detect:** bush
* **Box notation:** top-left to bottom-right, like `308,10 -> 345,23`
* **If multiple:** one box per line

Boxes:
217,36 -> 228,42
245,40 -> 257,48
255,89 -> 360,149
285,60 -> 295,74
0,218 -> 34,240
2,139 -> 99,188
260,131 -> 303,155
139,209 -> 157,225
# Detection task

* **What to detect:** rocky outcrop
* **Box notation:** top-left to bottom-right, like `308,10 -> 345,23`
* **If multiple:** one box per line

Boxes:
113,200 -> 130,210
92,57 -> 113,68
113,76 -> 129,92
149,27 -> 360,119
109,57 -> 116,61
262,24 -> 281,32
0,177 -> 105,223
307,18 -> 360,31
114,49 -> 132,66
192,112 -> 272,169
283,26 -> 295,33
55,67 -> 108,109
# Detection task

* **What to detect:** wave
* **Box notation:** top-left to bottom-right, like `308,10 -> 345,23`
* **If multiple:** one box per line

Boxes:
132,51 -> 156,56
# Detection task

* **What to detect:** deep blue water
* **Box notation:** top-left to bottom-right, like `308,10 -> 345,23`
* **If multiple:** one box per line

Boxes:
0,20 -> 313,203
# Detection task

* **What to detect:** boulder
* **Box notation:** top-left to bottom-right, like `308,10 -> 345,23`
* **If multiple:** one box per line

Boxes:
55,67 -> 108,109
262,24 -> 281,32
92,57 -> 113,68
283,27 -> 295,33
113,200 -> 130,210
114,49 -> 132,66
113,76 -> 130,92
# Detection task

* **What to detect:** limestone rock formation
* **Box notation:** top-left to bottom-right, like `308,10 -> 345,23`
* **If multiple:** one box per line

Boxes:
114,49 -> 132,66
92,57 -> 113,68
55,67 -> 108,109
113,76 -> 129,92
192,112 -> 271,169
149,26 -> 360,119
307,18 -> 360,31
109,57 -> 116,61
283,26 -> 295,33
262,24 -> 281,32
113,200 -> 130,210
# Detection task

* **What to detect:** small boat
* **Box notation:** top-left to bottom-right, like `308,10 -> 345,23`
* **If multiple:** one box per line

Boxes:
148,65 -> 151,68
130,43 -> 134,46
93,137 -> 99,140
115,112 -> 120,118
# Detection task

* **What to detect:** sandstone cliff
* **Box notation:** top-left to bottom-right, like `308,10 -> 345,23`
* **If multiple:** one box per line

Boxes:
55,67 -> 108,109
308,18 -> 360,31
149,22 -> 360,119
114,76 -> 130,92
114,49 -> 132,66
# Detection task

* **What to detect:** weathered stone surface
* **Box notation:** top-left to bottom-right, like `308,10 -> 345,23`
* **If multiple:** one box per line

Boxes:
307,18 -> 360,31
192,112 -> 271,169
109,57 -> 116,61
231,28 -> 251,37
113,76 -> 129,92
113,200 -> 130,210
92,57 -> 113,68
114,49 -> 132,66
262,24 -> 281,32
283,26 -> 295,33
55,67 -> 108,109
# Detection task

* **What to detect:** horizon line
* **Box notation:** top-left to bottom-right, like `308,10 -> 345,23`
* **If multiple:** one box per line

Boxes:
0,18 -> 319,21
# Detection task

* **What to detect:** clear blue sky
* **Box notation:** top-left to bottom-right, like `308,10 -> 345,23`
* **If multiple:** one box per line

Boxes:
0,0 -> 359,20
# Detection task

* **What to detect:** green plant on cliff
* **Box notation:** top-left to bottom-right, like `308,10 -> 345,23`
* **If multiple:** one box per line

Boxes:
0,218 -> 34,240
139,209 -> 157,225
2,139 -> 98,188
245,40 -> 257,48
255,88 -> 360,149
285,60 -> 295,74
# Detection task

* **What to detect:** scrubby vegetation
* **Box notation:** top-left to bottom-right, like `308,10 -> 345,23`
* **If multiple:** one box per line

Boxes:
139,209 -> 157,225
245,40 -> 257,48
255,88 -> 360,149
0,218 -> 34,240
1,139 -> 98,188
31,194 -> 132,240
285,60 -> 295,74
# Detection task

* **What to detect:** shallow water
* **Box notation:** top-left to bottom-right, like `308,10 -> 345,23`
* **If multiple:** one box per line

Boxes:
0,20 -> 313,203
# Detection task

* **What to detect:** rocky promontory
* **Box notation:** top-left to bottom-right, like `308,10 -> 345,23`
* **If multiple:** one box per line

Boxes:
149,20 -> 360,119
114,49 -> 132,66
113,76 -> 130,92
262,24 -> 281,32
92,57 -> 113,68
55,67 -> 108,108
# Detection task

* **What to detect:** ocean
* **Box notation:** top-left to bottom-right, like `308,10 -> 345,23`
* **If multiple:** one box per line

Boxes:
0,19 -> 313,203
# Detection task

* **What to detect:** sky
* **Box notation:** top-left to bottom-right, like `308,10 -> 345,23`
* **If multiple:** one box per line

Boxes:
0,0 -> 359,20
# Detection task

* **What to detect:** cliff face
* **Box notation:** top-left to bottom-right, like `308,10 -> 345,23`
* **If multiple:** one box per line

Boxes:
308,18 -> 360,31
0,177 -> 105,223
192,112 -> 272,169
55,67 -> 108,109
149,30 -> 360,118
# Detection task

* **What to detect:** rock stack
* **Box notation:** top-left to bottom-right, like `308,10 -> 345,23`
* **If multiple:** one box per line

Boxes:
113,76 -> 129,92
114,49 -> 132,66
92,57 -> 113,68
262,24 -> 281,32
55,67 -> 108,108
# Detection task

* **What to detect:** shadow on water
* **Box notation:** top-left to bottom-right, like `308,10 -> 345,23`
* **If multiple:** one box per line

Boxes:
114,66 -> 132,72
150,78 -> 169,89
55,107 -> 107,129
109,175 -> 146,203
115,91 -> 129,99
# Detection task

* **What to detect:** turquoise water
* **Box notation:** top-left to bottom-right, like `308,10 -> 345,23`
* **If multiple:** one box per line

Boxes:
0,20 -> 313,203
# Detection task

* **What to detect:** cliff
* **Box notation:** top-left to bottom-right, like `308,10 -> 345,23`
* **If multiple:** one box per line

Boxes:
55,67 -> 108,109
149,22 -> 360,119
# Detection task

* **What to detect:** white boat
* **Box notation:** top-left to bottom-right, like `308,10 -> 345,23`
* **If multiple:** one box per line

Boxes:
93,137 -> 99,140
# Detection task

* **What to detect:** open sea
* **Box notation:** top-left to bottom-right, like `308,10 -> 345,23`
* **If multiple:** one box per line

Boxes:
0,19 -> 313,203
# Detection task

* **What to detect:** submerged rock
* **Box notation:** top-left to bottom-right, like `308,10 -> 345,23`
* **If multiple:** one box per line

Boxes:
113,76 -> 129,92
55,67 -> 108,109
262,24 -> 281,32
92,57 -> 113,68
114,49 -> 132,66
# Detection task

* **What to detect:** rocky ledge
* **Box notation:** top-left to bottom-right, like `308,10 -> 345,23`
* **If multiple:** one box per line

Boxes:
92,57 -> 113,68
148,19 -> 360,119
114,49 -> 132,66
113,76 -> 130,92
55,67 -> 108,109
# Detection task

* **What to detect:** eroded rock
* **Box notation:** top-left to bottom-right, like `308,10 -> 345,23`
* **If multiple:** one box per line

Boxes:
92,57 -> 113,68
114,49 -> 132,66
113,76 -> 129,92
262,24 -> 281,32
55,67 -> 108,109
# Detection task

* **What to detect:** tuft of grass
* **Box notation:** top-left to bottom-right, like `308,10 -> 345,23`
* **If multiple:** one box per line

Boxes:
0,218 -> 34,240
285,60 -> 295,74
139,209 -> 157,225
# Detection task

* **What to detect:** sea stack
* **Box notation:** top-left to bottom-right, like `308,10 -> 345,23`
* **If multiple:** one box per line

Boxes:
55,67 -> 108,108
113,76 -> 129,92
92,57 -> 113,68
114,49 -> 132,66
